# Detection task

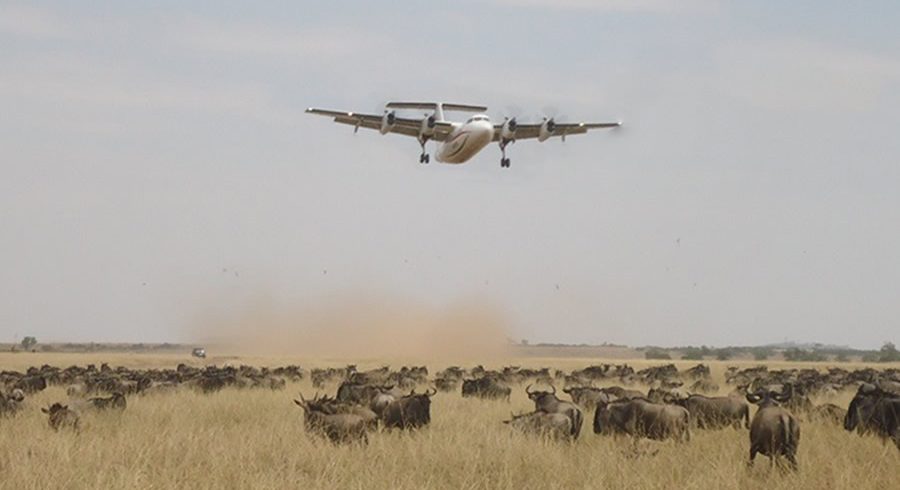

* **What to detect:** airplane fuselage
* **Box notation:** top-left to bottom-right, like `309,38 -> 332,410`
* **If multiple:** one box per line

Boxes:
435,115 -> 494,164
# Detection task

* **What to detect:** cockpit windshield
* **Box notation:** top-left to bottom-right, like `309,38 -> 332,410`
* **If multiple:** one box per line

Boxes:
466,115 -> 490,123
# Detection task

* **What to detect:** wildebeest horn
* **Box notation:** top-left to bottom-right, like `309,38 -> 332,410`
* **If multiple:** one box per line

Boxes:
525,384 -> 534,394
550,384 -> 556,395
426,387 -> 437,397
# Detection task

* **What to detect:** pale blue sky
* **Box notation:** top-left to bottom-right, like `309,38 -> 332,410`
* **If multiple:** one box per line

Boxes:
2,1 -> 898,348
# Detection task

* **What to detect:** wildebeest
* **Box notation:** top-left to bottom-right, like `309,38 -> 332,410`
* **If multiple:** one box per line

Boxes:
844,384 -> 899,450
14,375 -> 47,394
461,377 -> 511,402
504,411 -> 573,440
293,393 -> 372,444
0,389 -> 25,416
562,386 -> 611,410
746,387 -> 800,470
808,403 -> 846,425
336,381 -> 394,405
600,386 -> 645,401
525,384 -> 583,439
677,394 -> 749,430
87,392 -> 127,411
382,388 -> 435,429
42,403 -> 80,431
593,398 -> 691,442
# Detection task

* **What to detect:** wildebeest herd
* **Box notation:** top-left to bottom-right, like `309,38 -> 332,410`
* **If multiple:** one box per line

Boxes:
1,361 -> 898,470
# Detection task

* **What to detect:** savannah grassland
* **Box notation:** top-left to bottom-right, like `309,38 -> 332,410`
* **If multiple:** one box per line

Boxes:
1,352 -> 897,490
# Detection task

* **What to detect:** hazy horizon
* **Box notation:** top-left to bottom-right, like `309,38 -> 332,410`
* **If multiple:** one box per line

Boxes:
2,2 -> 899,351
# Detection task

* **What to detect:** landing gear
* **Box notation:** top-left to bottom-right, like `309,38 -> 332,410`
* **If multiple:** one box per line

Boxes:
418,138 -> 430,164
499,139 -> 513,168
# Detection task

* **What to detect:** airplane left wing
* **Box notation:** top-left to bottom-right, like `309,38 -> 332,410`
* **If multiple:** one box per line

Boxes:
492,121 -> 621,142
306,108 -> 454,141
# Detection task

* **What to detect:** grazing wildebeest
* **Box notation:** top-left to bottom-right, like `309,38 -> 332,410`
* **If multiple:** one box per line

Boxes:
42,403 -> 80,431
382,389 -> 435,429
593,398 -> 691,442
677,394 -> 749,430
434,377 -> 458,392
746,387 -> 800,470
525,384 -> 583,439
461,377 -> 511,401
504,411 -> 573,441
336,381 -> 396,406
14,375 -> 47,394
647,387 -> 689,405
562,386 -> 611,410
293,393 -> 371,444
369,390 -> 396,418
87,392 -> 127,411
809,403 -> 846,425
600,386 -> 644,401
844,384 -> 900,450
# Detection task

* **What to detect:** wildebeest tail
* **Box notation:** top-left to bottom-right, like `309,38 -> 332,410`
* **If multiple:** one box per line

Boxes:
743,404 -> 750,429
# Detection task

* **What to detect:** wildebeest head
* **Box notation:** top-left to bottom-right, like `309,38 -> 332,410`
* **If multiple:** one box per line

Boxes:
41,402 -> 67,415
526,384 -> 559,406
9,388 -> 24,403
745,385 -> 792,407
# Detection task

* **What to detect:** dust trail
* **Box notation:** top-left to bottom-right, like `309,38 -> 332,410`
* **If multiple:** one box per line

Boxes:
187,291 -> 512,360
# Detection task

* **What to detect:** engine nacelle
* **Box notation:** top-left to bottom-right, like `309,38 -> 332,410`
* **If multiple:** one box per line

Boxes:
500,117 -> 518,141
538,118 -> 556,142
379,111 -> 396,135
419,113 -> 436,138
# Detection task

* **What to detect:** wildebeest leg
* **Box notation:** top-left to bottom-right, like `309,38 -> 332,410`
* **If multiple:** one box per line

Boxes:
785,452 -> 798,471
747,446 -> 758,468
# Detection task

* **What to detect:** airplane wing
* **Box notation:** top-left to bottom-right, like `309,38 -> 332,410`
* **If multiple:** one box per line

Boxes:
306,108 -> 454,141
492,121 -> 621,141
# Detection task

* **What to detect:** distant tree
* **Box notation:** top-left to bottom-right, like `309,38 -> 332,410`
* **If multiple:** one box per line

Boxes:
645,348 -> 671,360
752,348 -> 771,361
20,336 -> 37,351
520,339 -> 529,346
784,347 -> 826,362
878,342 -> 900,363
861,352 -> 880,363
834,353 -> 849,363
715,349 -> 733,361
681,347 -> 704,361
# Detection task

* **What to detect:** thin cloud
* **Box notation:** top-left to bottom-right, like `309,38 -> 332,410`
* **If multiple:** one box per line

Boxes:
716,39 -> 900,112
0,4 -> 77,39
166,17 -> 384,60
492,0 -> 719,13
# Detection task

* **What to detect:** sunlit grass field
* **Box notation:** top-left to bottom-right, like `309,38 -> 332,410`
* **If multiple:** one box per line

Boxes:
1,353 -> 897,489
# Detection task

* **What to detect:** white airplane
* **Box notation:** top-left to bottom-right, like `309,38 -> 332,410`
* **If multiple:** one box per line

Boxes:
305,102 -> 621,168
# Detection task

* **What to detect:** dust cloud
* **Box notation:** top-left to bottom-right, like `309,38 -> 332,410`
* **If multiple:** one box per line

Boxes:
187,291 -> 512,360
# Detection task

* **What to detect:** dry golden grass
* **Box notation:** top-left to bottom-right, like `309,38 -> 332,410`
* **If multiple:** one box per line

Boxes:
1,353 -> 898,489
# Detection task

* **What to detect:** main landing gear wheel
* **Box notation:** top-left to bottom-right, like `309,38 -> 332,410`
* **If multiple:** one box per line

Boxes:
499,139 -> 513,168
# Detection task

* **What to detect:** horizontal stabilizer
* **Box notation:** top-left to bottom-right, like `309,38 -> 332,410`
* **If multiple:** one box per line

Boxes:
386,102 -> 488,112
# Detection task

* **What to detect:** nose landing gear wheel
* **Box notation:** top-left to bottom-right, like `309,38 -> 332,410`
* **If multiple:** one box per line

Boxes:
500,158 -> 510,168
419,153 -> 430,164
